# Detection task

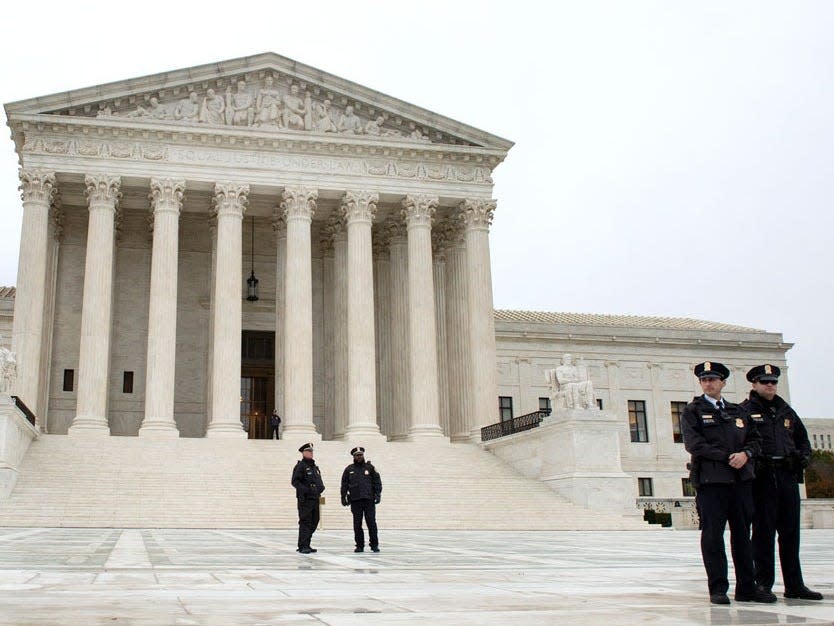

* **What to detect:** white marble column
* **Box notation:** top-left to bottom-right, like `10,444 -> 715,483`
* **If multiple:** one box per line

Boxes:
342,191 -> 383,439
272,211 -> 287,418
319,224 -> 336,439
386,218 -> 409,440
207,182 -> 249,438
372,228 -> 392,437
332,221 -> 348,439
281,186 -> 319,438
403,194 -> 443,439
69,174 -> 121,435
461,199 -> 499,441
648,362 -> 673,458
443,219 -> 472,442
140,178 -> 185,437
11,169 -> 56,421
432,227 -> 450,436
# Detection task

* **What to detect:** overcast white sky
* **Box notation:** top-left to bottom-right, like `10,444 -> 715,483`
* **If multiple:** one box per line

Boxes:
1,1 -> 832,416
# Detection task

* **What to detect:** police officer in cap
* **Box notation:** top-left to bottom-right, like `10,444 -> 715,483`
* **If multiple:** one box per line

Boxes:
681,361 -> 772,605
741,364 -> 822,601
291,443 -> 325,554
341,446 -> 382,552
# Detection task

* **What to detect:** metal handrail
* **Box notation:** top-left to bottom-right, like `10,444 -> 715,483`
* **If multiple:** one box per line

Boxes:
481,408 -> 551,442
10,395 -> 37,427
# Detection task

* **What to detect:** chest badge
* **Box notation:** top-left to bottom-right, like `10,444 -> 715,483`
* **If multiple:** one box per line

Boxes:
364,470 -> 370,475
784,419 -> 791,428
735,418 -> 745,428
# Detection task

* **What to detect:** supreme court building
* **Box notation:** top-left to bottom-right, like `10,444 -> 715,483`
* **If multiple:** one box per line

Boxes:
5,52 -> 509,442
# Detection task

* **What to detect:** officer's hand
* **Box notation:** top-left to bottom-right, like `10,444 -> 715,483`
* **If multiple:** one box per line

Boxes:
374,496 -> 381,505
800,455 -> 811,469
341,496 -> 349,507
728,452 -> 748,469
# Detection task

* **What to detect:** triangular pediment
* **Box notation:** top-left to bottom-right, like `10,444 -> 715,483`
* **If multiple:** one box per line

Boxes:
5,52 -> 512,151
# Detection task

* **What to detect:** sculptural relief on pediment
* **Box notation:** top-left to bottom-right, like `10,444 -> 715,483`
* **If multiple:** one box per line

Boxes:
44,73 -> 473,147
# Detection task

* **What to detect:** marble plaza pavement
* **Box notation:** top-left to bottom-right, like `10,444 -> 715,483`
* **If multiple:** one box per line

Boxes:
0,528 -> 832,625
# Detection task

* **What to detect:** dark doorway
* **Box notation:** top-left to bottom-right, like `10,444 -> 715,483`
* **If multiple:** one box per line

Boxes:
241,330 -> 275,439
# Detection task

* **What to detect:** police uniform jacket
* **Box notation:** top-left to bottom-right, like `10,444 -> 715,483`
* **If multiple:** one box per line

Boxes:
340,461 -> 382,502
740,391 -> 811,469
291,458 -> 325,500
681,396 -> 761,484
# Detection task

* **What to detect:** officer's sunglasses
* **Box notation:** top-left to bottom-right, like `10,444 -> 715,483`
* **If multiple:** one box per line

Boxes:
756,380 -> 777,386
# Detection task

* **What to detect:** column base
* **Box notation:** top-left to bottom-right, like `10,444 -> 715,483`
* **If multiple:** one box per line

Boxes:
139,421 -> 180,438
280,425 -> 322,440
407,425 -> 446,441
68,417 -> 110,437
343,425 -> 387,442
206,422 -> 247,438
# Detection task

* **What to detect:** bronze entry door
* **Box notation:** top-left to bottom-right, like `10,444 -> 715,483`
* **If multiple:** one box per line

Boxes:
240,331 -> 275,439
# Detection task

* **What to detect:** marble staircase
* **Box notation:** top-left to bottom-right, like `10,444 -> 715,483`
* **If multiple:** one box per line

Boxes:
0,435 -> 652,530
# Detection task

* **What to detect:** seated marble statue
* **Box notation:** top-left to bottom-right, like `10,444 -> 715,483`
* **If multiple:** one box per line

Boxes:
0,344 -> 17,394
174,92 -> 201,123
545,353 -> 596,410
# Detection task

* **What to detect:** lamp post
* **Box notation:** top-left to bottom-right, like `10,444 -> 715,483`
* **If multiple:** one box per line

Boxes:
246,215 -> 259,301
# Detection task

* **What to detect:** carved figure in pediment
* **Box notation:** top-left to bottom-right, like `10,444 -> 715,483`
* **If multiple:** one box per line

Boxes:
338,105 -> 364,134
312,99 -> 338,133
127,97 -> 169,120
199,88 -> 226,125
364,116 -> 385,136
253,77 -> 282,128
174,92 -> 201,123
227,80 -> 254,127
409,128 -> 430,142
96,105 -> 113,118
282,85 -> 307,130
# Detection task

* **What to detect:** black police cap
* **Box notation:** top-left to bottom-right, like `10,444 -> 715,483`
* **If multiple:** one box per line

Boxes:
350,446 -> 365,456
746,364 -> 780,383
694,361 -> 730,380
298,443 -> 314,453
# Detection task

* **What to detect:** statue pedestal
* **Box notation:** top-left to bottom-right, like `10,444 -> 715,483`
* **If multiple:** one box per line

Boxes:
0,393 -> 40,499
539,408 -> 637,516
483,407 -> 639,517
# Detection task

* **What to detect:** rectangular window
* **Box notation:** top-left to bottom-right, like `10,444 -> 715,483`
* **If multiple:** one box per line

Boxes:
638,477 -> 653,497
123,371 -> 134,394
596,398 -> 603,410
62,369 -> 74,392
498,396 -> 513,422
628,400 -> 649,442
681,477 -> 696,497
813,434 -> 818,448
828,434 -> 832,450
671,401 -> 687,444
538,397 -> 551,412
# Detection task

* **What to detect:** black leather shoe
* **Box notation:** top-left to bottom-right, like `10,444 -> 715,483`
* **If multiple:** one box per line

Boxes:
308,547 -> 317,553
354,547 -> 364,552
785,587 -> 823,600
710,593 -> 730,605
299,547 -> 312,554
371,546 -> 380,553
735,589 -> 777,603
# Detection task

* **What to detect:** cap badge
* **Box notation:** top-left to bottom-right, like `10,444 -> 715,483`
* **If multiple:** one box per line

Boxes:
704,362 -> 711,371
765,365 -> 772,374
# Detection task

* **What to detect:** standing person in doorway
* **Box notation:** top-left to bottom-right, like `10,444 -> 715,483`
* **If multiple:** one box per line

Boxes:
291,443 -> 324,554
681,361 -> 772,605
741,364 -> 822,601
341,446 -> 382,553
268,409 -> 281,440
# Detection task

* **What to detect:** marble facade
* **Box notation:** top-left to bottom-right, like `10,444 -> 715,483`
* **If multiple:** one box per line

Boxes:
4,53 -> 508,442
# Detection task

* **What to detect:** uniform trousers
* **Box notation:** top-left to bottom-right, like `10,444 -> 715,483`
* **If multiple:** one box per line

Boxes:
752,467 -> 804,592
350,499 -> 378,548
697,481 -> 756,596
297,497 -> 320,549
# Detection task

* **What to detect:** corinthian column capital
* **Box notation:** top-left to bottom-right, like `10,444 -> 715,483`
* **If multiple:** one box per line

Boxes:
459,198 -> 496,231
402,194 -> 438,227
341,190 -> 378,225
84,174 -> 122,210
212,182 -> 249,219
149,178 -> 186,215
384,216 -> 407,243
431,226 -> 448,262
18,168 -> 57,205
281,186 -> 318,221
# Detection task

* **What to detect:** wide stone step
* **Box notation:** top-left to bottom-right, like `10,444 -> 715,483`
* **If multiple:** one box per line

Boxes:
0,436 -> 651,530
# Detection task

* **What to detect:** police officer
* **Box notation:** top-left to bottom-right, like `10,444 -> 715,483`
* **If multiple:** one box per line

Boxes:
291,443 -> 325,554
340,446 -> 382,553
681,361 -> 772,605
741,364 -> 823,601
